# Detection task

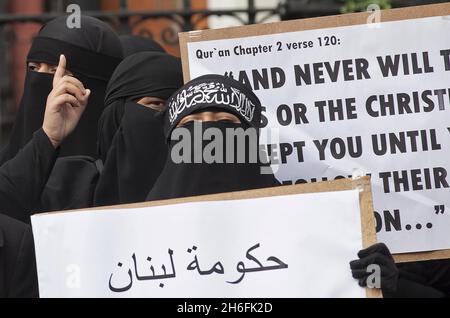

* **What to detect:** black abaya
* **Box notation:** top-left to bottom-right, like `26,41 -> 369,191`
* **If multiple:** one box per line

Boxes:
0,129 -> 58,223
0,214 -> 38,298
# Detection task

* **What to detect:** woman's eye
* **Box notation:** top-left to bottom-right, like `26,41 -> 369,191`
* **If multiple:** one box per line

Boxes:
218,118 -> 234,123
178,119 -> 200,127
145,102 -> 165,111
28,64 -> 38,71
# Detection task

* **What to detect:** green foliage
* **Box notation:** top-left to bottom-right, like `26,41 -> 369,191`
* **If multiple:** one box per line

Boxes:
341,0 -> 392,13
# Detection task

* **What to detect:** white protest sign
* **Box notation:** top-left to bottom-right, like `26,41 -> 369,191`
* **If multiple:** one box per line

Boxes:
32,189 -> 367,298
180,9 -> 450,254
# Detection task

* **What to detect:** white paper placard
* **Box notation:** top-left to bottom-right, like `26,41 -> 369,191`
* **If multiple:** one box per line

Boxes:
32,190 -> 365,298
183,15 -> 450,253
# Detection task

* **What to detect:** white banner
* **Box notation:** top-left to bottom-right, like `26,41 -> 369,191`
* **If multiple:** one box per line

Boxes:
32,190 -> 365,298
184,15 -> 450,254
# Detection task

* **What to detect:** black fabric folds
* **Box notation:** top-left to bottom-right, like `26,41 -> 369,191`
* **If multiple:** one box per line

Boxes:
146,121 -> 280,201
37,16 -> 123,60
39,156 -> 101,212
94,52 -> 183,206
390,260 -> 450,297
103,51 -> 182,109
0,214 -> 39,298
120,35 -> 165,57
94,102 -> 167,206
0,71 -> 53,165
28,37 -> 122,81
98,51 -> 182,161
97,100 -> 125,163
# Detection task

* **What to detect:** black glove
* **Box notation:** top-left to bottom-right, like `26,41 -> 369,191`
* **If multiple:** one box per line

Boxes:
350,243 -> 399,294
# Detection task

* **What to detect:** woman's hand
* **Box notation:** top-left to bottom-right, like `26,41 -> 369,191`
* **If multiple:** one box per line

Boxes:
42,55 -> 90,148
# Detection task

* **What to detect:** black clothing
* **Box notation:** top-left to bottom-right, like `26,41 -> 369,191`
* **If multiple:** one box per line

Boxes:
0,71 -> 53,165
94,103 -> 167,206
0,129 -> 58,223
39,156 -> 101,212
0,16 -> 122,164
0,214 -> 38,298
103,52 -> 182,114
351,243 -> 450,298
97,101 -> 125,164
147,74 -> 279,201
165,74 -> 261,140
98,52 -> 182,162
120,35 -> 165,57
94,52 -> 183,206
38,16 -> 123,60
386,260 -> 450,298
146,121 -> 280,201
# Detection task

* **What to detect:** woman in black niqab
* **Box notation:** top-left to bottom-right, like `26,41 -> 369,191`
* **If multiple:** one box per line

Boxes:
146,74 -> 280,201
93,52 -> 183,206
0,15 -> 123,164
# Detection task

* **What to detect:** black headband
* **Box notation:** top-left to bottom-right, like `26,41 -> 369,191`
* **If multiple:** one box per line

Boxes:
27,37 -> 122,81
164,74 -> 261,139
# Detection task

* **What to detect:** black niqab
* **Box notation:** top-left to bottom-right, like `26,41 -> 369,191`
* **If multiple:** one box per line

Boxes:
98,52 -> 182,161
0,71 -> 53,165
94,52 -> 183,206
146,121 -> 280,201
146,74 -> 280,201
94,102 -> 167,206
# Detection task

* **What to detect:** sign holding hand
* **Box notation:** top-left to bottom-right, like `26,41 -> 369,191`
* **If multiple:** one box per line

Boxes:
43,55 -> 91,148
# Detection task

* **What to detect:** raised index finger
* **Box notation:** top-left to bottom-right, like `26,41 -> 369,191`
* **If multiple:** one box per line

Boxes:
53,54 -> 67,87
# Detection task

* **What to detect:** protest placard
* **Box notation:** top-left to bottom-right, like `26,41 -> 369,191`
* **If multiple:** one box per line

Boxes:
32,177 -> 379,298
179,3 -> 450,257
